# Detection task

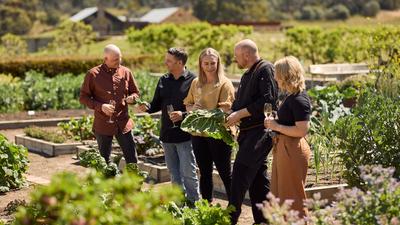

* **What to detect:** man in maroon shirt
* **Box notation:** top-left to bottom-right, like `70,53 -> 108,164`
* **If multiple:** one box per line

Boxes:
80,44 -> 139,164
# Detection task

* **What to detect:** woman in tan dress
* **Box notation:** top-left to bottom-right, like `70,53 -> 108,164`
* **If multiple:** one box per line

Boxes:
264,56 -> 312,217
184,47 -> 235,203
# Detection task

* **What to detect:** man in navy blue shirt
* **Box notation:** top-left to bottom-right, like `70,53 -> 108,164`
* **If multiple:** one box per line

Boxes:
139,48 -> 200,204
226,39 -> 278,224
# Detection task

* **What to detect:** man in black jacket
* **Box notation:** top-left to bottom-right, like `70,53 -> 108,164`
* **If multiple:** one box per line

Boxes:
138,47 -> 200,204
226,39 -> 279,224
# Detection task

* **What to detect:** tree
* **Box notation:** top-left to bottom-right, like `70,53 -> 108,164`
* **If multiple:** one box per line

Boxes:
193,0 -> 220,21
193,0 -> 269,22
0,5 -> 32,36
362,1 -> 381,17
295,6 -> 326,20
126,22 -> 252,66
379,0 -> 400,9
47,21 -> 95,55
326,4 -> 350,20
0,33 -> 27,56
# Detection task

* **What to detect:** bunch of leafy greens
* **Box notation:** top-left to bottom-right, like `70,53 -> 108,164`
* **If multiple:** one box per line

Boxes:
78,148 -> 119,178
181,109 -> 235,147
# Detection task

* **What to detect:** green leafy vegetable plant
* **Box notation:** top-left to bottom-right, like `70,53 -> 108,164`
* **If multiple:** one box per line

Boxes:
181,109 -> 235,147
0,134 -> 28,193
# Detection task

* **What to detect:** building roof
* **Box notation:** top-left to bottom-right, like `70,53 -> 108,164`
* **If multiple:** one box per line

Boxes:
70,7 -> 124,23
70,7 -> 98,22
140,7 -> 179,23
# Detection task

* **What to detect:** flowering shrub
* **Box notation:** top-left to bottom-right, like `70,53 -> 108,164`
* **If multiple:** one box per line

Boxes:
260,165 -> 400,225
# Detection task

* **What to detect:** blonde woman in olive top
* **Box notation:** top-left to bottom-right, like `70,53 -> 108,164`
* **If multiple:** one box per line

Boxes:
184,48 -> 235,203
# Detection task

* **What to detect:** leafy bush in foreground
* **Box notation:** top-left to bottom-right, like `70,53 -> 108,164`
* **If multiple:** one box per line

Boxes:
13,170 -> 183,225
167,200 -> 233,225
0,134 -> 28,193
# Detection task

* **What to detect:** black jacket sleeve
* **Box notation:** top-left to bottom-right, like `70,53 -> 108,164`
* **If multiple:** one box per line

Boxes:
246,63 -> 277,115
147,78 -> 162,113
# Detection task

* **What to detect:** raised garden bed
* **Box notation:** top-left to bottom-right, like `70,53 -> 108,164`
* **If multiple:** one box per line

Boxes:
15,134 -> 83,157
212,171 -> 346,202
120,156 -> 170,183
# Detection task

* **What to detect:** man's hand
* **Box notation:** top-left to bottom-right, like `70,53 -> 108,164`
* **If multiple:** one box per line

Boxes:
101,104 -> 115,116
138,102 -> 149,112
125,94 -> 139,104
225,111 -> 242,127
169,111 -> 183,123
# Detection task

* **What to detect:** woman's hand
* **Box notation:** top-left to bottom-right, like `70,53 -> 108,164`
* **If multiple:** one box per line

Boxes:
218,102 -> 231,113
186,102 -> 202,112
264,117 -> 280,131
193,102 -> 202,110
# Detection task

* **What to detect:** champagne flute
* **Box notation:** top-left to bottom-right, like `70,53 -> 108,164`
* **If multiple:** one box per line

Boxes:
107,100 -> 116,123
264,103 -> 275,133
264,103 -> 273,118
166,104 -> 178,128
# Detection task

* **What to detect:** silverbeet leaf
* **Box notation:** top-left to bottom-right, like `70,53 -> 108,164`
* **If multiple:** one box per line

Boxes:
181,109 -> 235,147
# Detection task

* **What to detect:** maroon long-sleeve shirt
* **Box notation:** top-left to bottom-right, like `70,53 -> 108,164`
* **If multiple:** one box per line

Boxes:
79,64 -> 140,136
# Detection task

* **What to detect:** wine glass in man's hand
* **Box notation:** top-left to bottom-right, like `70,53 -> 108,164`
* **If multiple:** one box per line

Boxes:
107,100 -> 116,123
167,104 -> 178,128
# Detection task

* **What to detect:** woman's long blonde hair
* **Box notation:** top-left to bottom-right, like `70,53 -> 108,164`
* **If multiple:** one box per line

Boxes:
198,48 -> 224,86
274,56 -> 306,94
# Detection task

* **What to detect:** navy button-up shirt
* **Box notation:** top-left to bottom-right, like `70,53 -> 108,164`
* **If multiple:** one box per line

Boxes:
147,70 -> 196,143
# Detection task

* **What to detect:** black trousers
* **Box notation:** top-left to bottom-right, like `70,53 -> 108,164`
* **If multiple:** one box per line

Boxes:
229,128 -> 272,225
95,131 -> 138,164
192,136 -> 232,202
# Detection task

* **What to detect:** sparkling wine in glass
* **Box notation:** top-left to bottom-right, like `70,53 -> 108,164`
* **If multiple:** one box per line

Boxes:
107,100 -> 116,123
264,103 -> 273,118
167,104 -> 178,128
264,103 -> 275,133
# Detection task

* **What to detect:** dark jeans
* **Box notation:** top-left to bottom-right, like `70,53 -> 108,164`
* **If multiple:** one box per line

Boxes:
95,131 -> 138,164
229,128 -> 272,225
192,136 -> 232,202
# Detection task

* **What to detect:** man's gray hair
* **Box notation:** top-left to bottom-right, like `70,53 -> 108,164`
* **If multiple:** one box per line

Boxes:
104,44 -> 122,56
